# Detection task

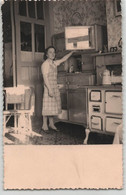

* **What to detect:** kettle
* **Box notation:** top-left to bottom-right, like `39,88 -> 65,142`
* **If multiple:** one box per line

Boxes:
100,69 -> 111,85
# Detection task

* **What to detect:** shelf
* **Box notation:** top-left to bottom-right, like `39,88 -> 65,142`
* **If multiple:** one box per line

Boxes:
91,51 -> 121,57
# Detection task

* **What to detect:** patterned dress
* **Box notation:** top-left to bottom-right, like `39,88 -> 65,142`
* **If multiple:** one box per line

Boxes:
42,60 -> 62,116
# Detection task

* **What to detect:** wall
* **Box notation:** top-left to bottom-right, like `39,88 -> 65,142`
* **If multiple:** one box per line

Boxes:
106,0 -> 122,50
52,0 -> 107,34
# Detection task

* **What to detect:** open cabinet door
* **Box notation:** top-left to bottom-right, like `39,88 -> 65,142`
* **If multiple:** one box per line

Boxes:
12,0 -> 52,116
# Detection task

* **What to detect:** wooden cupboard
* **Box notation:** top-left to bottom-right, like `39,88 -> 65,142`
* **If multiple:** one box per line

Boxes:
57,73 -> 93,126
58,87 -> 87,126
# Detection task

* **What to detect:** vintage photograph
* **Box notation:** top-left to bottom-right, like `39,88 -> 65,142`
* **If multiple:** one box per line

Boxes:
2,0 -> 122,146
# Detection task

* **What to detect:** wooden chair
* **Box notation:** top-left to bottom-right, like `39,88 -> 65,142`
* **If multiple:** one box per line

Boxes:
3,86 -> 35,136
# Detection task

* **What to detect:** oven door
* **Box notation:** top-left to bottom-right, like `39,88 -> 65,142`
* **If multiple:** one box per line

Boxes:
105,91 -> 122,114
91,116 -> 102,130
90,90 -> 101,102
106,117 -> 122,133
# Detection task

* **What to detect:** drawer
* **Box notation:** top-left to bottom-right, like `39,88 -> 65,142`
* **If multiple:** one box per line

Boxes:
90,90 -> 101,102
104,54 -> 121,65
105,91 -> 122,114
67,74 -> 95,85
106,117 -> 122,133
91,116 -> 102,130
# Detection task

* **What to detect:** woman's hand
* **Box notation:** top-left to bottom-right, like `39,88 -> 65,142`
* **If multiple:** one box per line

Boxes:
48,88 -> 54,97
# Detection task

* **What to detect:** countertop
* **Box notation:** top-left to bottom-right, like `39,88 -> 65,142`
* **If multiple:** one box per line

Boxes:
85,84 -> 122,89
58,84 -> 122,90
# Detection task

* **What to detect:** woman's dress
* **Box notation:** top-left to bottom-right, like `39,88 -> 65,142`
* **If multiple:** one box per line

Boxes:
42,60 -> 61,116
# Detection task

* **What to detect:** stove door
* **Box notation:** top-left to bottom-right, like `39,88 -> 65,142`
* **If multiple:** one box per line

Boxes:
90,90 -> 101,102
106,117 -> 122,133
91,116 -> 102,130
105,91 -> 122,114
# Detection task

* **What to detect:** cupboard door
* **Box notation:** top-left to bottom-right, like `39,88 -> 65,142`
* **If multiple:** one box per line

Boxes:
58,90 -> 68,120
105,91 -> 122,114
106,117 -> 122,133
68,89 -> 87,124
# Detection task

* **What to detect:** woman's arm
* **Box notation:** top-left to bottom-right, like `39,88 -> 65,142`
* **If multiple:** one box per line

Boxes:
55,51 -> 75,66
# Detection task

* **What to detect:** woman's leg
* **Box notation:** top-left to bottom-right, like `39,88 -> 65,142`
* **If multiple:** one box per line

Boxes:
42,116 -> 48,130
49,116 -> 57,130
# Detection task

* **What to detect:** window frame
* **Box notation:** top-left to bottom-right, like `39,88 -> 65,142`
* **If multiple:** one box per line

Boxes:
17,1 -> 46,54
18,0 -> 45,20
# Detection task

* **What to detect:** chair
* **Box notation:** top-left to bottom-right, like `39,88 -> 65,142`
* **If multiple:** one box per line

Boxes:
3,85 -> 35,136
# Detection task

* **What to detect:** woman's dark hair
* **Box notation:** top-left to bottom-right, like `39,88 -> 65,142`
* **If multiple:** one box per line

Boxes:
43,46 -> 56,60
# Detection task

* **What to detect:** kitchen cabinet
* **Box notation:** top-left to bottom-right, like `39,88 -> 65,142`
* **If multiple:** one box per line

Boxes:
57,72 -> 95,126
93,52 -> 122,66
52,25 -> 107,59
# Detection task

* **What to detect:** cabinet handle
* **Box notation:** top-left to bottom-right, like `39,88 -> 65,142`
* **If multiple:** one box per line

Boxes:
92,122 -> 99,125
111,95 -> 121,98
113,122 -> 121,125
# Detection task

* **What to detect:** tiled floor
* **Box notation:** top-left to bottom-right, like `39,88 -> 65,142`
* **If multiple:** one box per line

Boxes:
4,116 -> 114,145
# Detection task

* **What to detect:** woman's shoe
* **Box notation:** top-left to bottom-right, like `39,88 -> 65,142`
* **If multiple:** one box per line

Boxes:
49,125 -> 59,132
41,127 -> 49,133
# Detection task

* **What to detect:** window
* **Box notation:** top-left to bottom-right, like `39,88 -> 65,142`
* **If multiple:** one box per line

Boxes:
19,1 -> 27,16
28,0 -> 35,18
36,1 -> 44,19
35,24 -> 45,52
19,0 -> 44,20
19,1 -> 45,53
20,22 -> 32,51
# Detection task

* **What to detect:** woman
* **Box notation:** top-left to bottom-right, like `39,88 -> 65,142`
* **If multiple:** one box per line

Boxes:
41,46 -> 74,131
